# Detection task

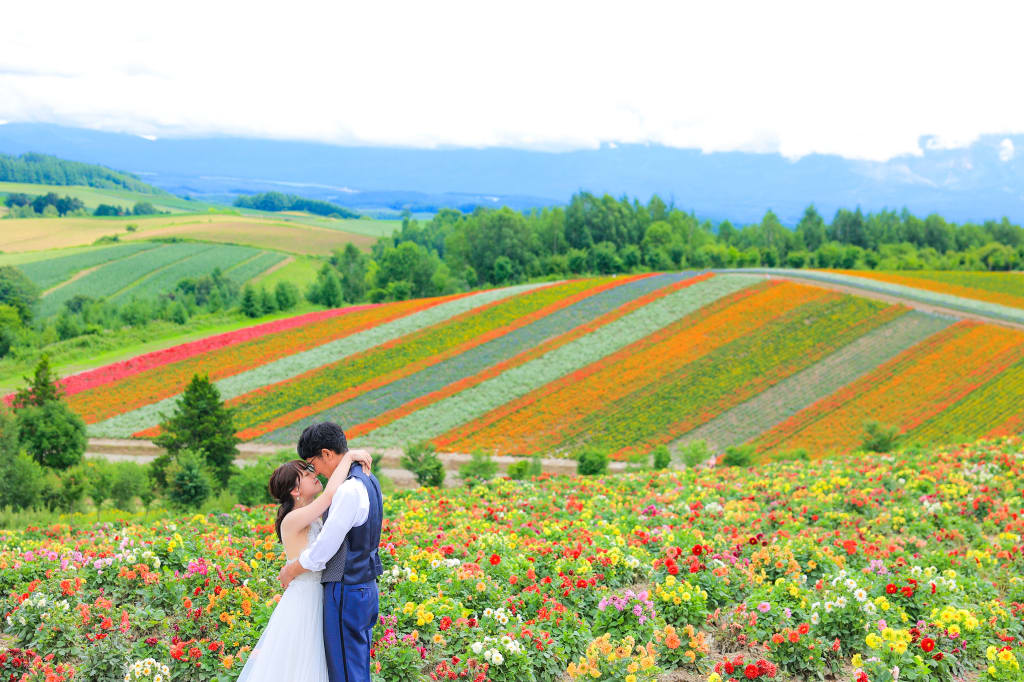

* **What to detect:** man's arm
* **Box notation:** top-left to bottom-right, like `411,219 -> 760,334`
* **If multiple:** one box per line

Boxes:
278,478 -> 369,588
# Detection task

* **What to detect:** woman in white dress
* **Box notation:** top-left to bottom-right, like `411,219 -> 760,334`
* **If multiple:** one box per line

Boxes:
236,451 -> 371,682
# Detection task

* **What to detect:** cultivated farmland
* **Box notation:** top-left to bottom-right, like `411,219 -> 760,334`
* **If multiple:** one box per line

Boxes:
12,271 -> 1023,460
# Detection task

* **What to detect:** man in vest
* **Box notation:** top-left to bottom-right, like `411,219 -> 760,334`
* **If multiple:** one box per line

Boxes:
278,421 -> 384,682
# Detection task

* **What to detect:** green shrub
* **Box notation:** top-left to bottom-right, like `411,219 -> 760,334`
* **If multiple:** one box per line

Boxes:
165,450 -> 214,509
401,441 -> 445,488
230,453 -> 291,506
528,456 -> 543,477
576,446 -> 609,476
109,461 -> 150,510
652,445 -> 671,470
0,451 -> 45,511
458,451 -> 498,486
771,448 -> 810,462
720,444 -> 755,467
679,440 -> 711,468
861,420 -> 901,453
507,459 -> 530,480
41,466 -> 86,513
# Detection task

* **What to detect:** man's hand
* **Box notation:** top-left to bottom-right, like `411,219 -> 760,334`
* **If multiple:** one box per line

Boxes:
278,560 -> 302,589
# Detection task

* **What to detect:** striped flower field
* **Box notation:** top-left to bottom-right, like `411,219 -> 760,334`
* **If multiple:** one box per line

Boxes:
12,271 -> 1024,459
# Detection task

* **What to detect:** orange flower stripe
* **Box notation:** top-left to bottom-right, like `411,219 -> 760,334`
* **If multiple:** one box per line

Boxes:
67,294 -> 453,423
230,276 -> 637,440
443,280 -> 832,454
907,355 -> 1024,443
752,322 -> 1024,456
348,273 -> 718,439
836,270 -> 1024,310
432,274 -> 766,450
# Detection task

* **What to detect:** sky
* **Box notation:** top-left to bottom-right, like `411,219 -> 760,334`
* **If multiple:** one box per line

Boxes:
1,0 -> 1022,162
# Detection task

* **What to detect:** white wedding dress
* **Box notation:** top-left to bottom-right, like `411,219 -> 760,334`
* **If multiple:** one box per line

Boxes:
236,519 -> 329,682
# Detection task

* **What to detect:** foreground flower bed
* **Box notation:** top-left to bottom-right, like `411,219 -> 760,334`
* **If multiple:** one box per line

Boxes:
2,438 -> 1024,681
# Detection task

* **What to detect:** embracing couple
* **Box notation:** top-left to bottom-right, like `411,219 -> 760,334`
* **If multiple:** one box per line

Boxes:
236,421 -> 384,682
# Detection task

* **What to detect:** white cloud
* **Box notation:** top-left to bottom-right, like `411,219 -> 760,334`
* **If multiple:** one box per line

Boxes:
999,138 -> 1015,162
0,0 -> 1022,161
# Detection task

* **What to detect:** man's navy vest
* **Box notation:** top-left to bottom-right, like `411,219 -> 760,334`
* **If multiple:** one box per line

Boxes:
321,464 -> 384,584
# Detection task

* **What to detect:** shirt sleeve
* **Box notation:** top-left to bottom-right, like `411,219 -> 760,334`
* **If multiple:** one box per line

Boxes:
298,478 -> 370,572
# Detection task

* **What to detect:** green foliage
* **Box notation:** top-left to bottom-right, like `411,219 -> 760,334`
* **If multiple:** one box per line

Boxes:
16,401 -> 87,469
861,420 -> 901,453
0,265 -> 39,323
153,374 -> 239,484
13,354 -> 63,408
108,461 -> 150,510
41,466 -> 87,513
0,152 -> 165,193
307,264 -> 344,307
274,281 -> 300,310
770,448 -> 810,462
678,440 -> 711,468
401,441 -> 445,488
233,191 -> 360,218
164,450 -> 213,510
0,407 -> 44,511
575,446 -> 609,476
651,445 -> 671,470
720,444 -> 756,467
506,456 -> 544,480
458,451 -> 498,486
229,452 -> 292,506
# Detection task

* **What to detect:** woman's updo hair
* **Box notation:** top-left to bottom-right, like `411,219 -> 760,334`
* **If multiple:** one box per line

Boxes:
269,460 -> 308,542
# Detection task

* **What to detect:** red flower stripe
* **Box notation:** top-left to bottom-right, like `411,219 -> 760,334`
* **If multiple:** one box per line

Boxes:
348,273 -> 716,440
66,295 -> 459,423
2,306 -> 371,407
230,276 -> 636,440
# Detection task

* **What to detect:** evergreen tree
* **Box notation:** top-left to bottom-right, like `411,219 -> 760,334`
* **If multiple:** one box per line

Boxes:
13,354 -> 62,408
240,284 -> 261,318
154,374 -> 239,484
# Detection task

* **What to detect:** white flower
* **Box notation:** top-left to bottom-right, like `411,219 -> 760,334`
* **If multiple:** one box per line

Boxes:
836,596 -> 848,608
854,589 -> 867,602
844,579 -> 857,591
471,642 -> 484,655
824,602 -> 834,613
863,602 -> 877,615
492,651 -> 504,666
811,612 -> 820,624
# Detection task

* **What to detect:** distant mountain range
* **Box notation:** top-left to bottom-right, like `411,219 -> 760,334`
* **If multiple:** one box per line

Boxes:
0,122 -> 1021,224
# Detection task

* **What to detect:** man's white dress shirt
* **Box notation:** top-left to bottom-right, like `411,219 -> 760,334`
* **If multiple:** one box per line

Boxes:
299,477 -> 370,572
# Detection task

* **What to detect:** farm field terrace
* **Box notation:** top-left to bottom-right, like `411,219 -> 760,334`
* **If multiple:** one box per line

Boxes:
1,438 -> 1023,681
18,272 -> 1024,458
0,213 -> 379,255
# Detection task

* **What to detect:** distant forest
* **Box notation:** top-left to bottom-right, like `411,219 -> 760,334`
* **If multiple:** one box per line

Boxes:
233,191 -> 360,219
0,153 -> 163,194
306,193 -> 1024,305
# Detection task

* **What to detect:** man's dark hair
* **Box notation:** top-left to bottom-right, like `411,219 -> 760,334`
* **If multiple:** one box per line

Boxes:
297,421 -> 348,460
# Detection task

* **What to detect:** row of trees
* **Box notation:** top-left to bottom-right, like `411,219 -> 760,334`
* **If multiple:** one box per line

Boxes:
0,355 -> 244,514
4,192 -> 86,217
0,152 -> 162,194
302,196 -> 1024,305
0,266 -> 297,359
2,192 -> 165,219
234,191 -> 360,219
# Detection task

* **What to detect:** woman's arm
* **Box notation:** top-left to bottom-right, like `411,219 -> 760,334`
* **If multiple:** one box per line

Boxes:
281,450 -> 372,534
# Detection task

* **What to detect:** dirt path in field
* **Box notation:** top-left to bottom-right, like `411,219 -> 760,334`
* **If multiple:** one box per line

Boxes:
254,255 -> 295,279
85,438 -> 630,489
764,273 -> 1024,331
41,265 -> 102,296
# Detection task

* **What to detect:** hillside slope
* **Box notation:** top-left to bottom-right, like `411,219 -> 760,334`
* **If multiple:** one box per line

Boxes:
8,270 -> 1022,459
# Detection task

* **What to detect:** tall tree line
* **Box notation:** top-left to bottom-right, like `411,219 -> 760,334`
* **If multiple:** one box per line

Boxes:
309,194 -> 1024,304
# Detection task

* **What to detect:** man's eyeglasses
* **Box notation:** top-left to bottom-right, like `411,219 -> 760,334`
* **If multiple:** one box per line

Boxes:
299,462 -> 316,474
